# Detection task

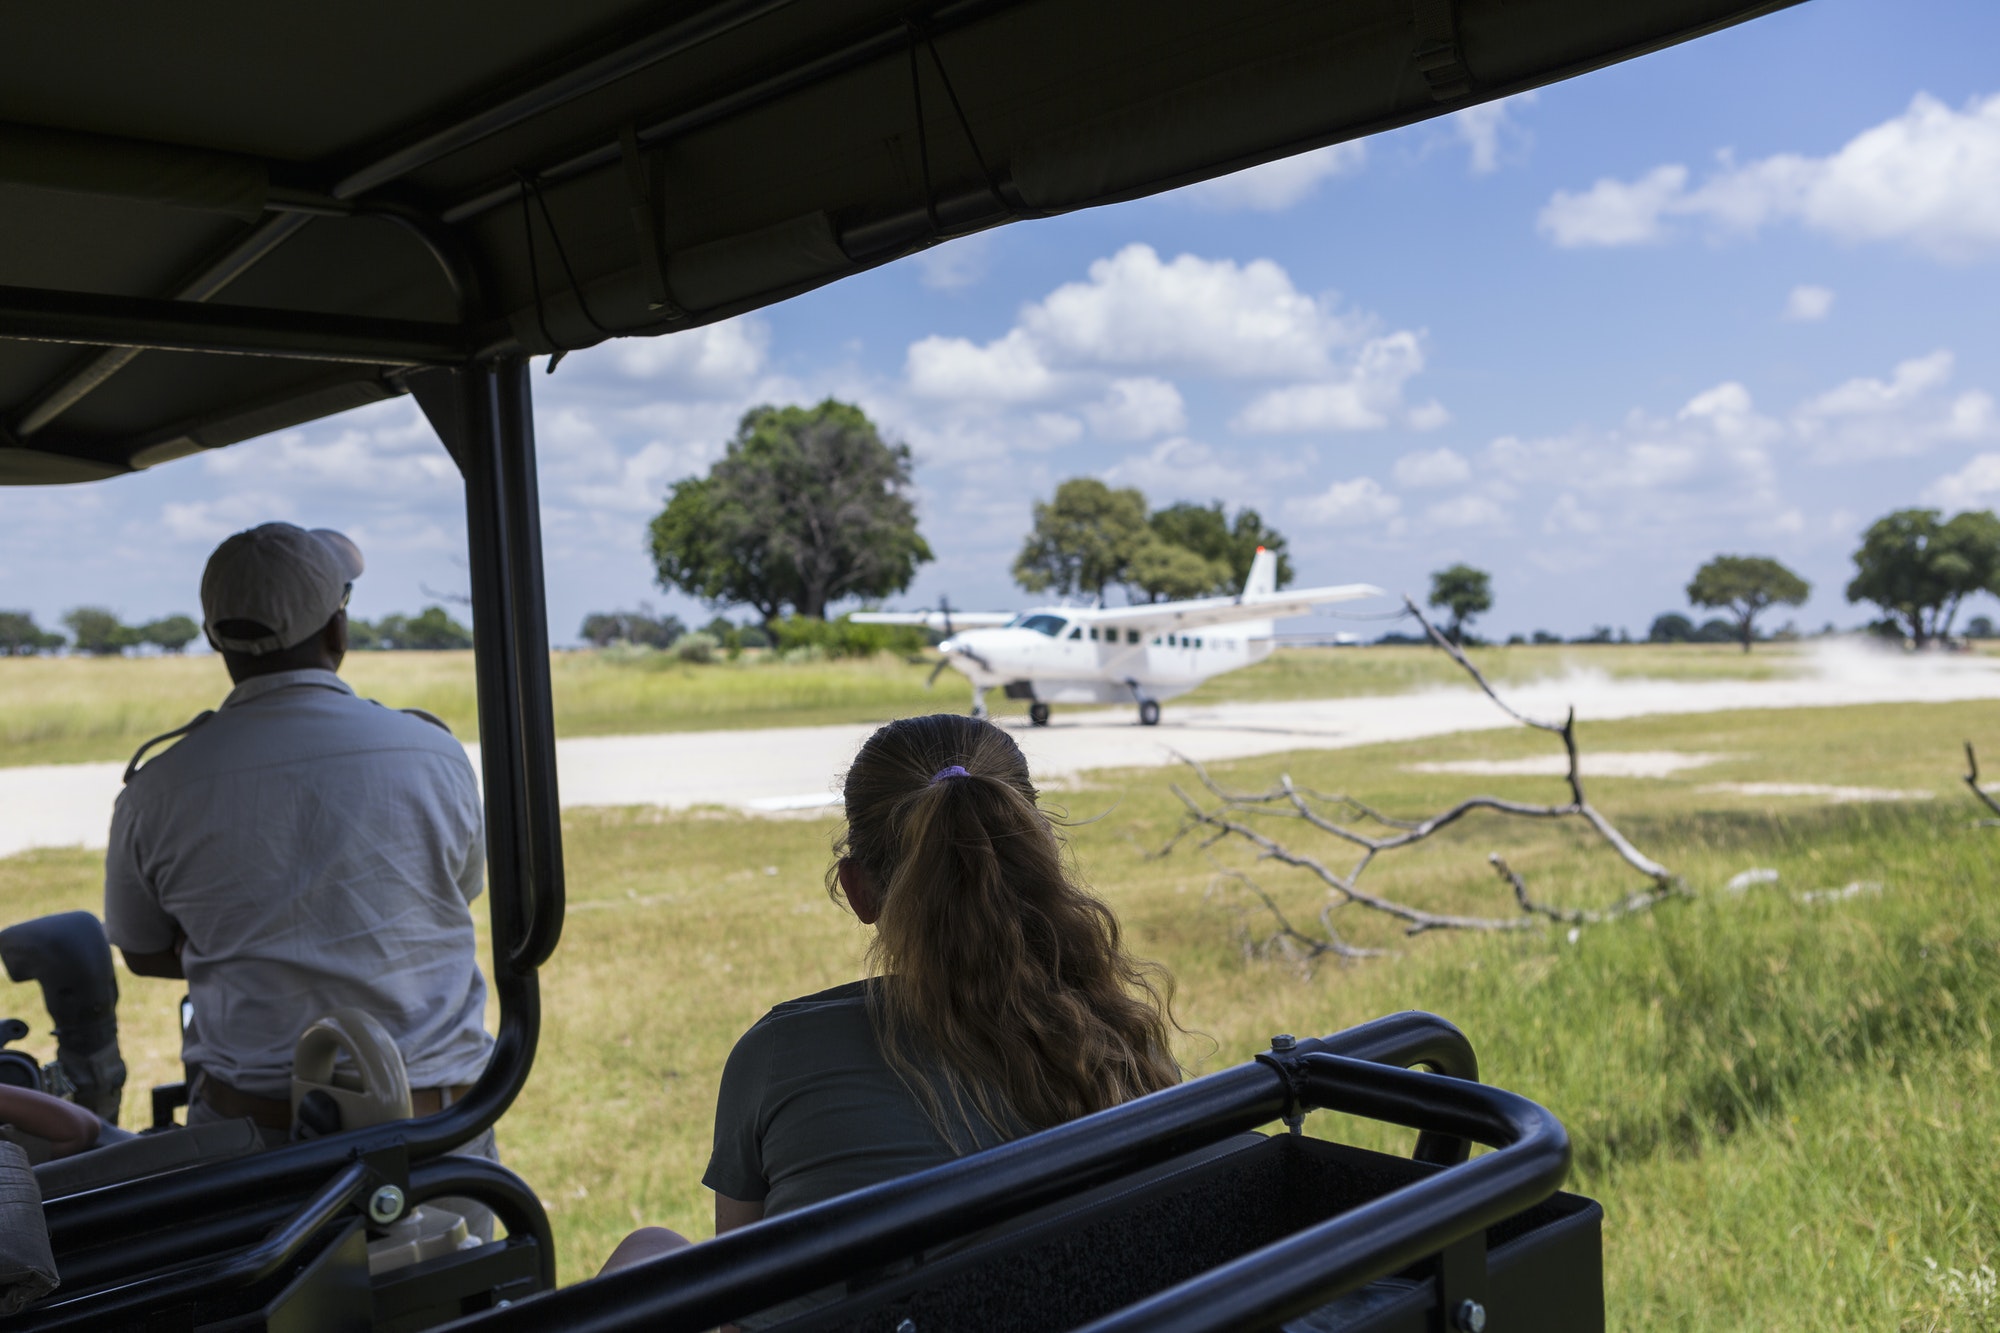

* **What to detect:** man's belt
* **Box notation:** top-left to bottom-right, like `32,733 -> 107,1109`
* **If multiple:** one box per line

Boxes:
196,1071 -> 477,1132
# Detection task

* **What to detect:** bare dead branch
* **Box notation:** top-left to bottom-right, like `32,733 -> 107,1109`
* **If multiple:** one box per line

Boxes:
1963,741 -> 2000,823
1404,596 -> 1565,734
1489,854 -> 1677,926
1160,598 -> 1685,955
1205,864 -> 1390,969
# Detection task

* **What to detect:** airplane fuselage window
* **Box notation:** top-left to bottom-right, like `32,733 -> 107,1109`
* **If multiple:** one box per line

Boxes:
1068,626 -> 1083,640
1019,614 -> 1068,636
1127,630 -> 1140,644
1088,627 -> 1099,641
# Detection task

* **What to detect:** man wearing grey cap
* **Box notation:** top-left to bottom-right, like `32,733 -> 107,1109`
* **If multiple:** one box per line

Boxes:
103,523 -> 493,1161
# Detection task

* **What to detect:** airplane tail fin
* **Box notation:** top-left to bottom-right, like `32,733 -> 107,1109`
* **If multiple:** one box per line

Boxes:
1237,546 -> 1278,640
1242,546 -> 1278,599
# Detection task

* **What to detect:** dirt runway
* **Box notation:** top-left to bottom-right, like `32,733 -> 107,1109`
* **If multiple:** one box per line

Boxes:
7,645 -> 1998,860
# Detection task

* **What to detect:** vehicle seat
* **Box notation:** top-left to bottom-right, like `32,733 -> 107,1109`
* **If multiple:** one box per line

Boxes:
0,1140 -> 56,1315
32,1116 -> 263,1201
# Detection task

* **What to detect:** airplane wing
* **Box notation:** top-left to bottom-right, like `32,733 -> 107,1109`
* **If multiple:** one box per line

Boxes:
849,610 -> 1017,631
1083,583 -> 1385,635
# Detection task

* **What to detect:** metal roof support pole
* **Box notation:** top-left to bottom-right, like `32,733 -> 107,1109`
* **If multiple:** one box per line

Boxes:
491,356 -> 566,969
456,351 -> 565,979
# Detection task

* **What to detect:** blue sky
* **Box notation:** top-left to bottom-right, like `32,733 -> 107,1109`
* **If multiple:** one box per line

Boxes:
8,0 -> 2000,643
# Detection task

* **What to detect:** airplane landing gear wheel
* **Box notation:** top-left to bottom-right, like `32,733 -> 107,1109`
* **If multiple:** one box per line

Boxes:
1138,700 -> 1160,726
1028,702 -> 1051,727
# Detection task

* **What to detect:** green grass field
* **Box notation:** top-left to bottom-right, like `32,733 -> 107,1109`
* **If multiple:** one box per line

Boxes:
0,641 -> 1806,768
2,688 -> 1995,1328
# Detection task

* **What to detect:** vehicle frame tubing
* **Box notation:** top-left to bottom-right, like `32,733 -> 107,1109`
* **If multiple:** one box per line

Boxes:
450,1012 -> 1493,1333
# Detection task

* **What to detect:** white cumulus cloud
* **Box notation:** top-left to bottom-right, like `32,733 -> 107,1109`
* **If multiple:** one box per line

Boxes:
1791,350 -> 1996,460
896,244 -> 1440,463
1539,164 -> 1690,247
905,328 -> 1058,402
1286,477 -> 1401,525
911,234 -> 994,291
1102,437 -> 1251,498
204,403 -> 457,495
1538,92 -> 2000,260
1084,378 -> 1187,441
1393,447 -> 1473,488
1184,142 -> 1367,212
1923,453 -> 2000,510
1451,93 -> 1536,175
1783,284 -> 1835,321
611,316 -> 768,385
1019,244 -> 1365,379
1232,331 -> 1429,433
161,492 -> 297,544
1425,494 -> 1507,529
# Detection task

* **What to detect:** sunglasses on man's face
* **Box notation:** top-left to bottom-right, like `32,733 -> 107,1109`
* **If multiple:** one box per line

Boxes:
341,583 -> 353,610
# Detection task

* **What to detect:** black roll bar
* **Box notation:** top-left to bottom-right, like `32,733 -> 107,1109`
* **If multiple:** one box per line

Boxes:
21,1160 -> 373,1331
1072,1051 -> 1571,1333
42,1147 -> 555,1305
450,1011 -> 1504,1333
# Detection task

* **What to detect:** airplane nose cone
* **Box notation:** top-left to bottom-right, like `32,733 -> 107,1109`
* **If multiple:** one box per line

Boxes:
939,635 -> 962,653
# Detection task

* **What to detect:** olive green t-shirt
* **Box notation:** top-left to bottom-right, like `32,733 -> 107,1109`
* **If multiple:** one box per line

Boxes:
704,980 -> 1011,1218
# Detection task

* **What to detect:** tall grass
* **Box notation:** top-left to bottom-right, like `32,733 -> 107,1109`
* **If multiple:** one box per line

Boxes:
1,697 -> 1990,1327
0,642 -> 1803,768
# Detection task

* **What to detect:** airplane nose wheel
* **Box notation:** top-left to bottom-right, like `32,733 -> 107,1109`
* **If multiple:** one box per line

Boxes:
1138,700 -> 1160,727
1028,702 -> 1051,727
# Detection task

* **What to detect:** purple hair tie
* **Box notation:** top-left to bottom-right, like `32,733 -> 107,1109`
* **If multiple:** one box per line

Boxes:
931,765 -> 970,784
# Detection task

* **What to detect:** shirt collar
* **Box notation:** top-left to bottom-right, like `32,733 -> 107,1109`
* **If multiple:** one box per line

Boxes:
221,668 -> 355,710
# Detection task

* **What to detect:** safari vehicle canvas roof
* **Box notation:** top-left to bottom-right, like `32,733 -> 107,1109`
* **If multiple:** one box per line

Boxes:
0,0 -> 1797,486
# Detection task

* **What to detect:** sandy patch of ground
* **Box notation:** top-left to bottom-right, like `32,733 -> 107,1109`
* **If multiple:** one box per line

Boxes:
1697,782 -> 1934,803
1408,751 -> 1729,779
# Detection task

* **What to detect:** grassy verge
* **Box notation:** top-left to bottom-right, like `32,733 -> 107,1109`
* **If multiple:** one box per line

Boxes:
2,698 -> 1992,1327
0,641 -> 1806,768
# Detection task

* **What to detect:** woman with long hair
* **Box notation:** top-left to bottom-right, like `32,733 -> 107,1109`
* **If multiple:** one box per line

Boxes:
603,712 -> 1179,1272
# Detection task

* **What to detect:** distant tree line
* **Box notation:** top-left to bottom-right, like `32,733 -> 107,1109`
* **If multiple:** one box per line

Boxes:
1635,507 -> 2000,651
347,606 -> 473,651
1389,507 -> 2000,651
0,608 -> 200,657
576,604 -> 925,662
0,604 -> 472,656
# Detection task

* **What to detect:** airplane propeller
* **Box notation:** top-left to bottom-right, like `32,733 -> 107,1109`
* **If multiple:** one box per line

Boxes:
925,597 -> 993,687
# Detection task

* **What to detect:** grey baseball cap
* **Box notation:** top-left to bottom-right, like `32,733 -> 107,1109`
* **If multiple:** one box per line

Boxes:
201,523 -> 365,655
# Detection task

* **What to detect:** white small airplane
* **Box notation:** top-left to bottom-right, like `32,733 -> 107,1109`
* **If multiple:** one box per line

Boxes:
854,549 -> 1382,726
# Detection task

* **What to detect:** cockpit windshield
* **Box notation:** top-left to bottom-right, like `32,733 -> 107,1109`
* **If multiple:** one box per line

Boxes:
1016,614 -> 1069,637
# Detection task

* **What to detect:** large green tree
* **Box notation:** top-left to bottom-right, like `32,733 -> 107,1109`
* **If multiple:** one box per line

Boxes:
1013,479 -> 1148,600
1427,564 -> 1493,644
1142,501 -> 1296,597
649,401 -> 931,623
1125,538 -> 1226,602
138,614 -> 200,654
1685,555 -> 1810,653
1846,508 -> 2000,647
62,607 -> 137,656
0,612 -> 62,656
1017,484 -> 1297,603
